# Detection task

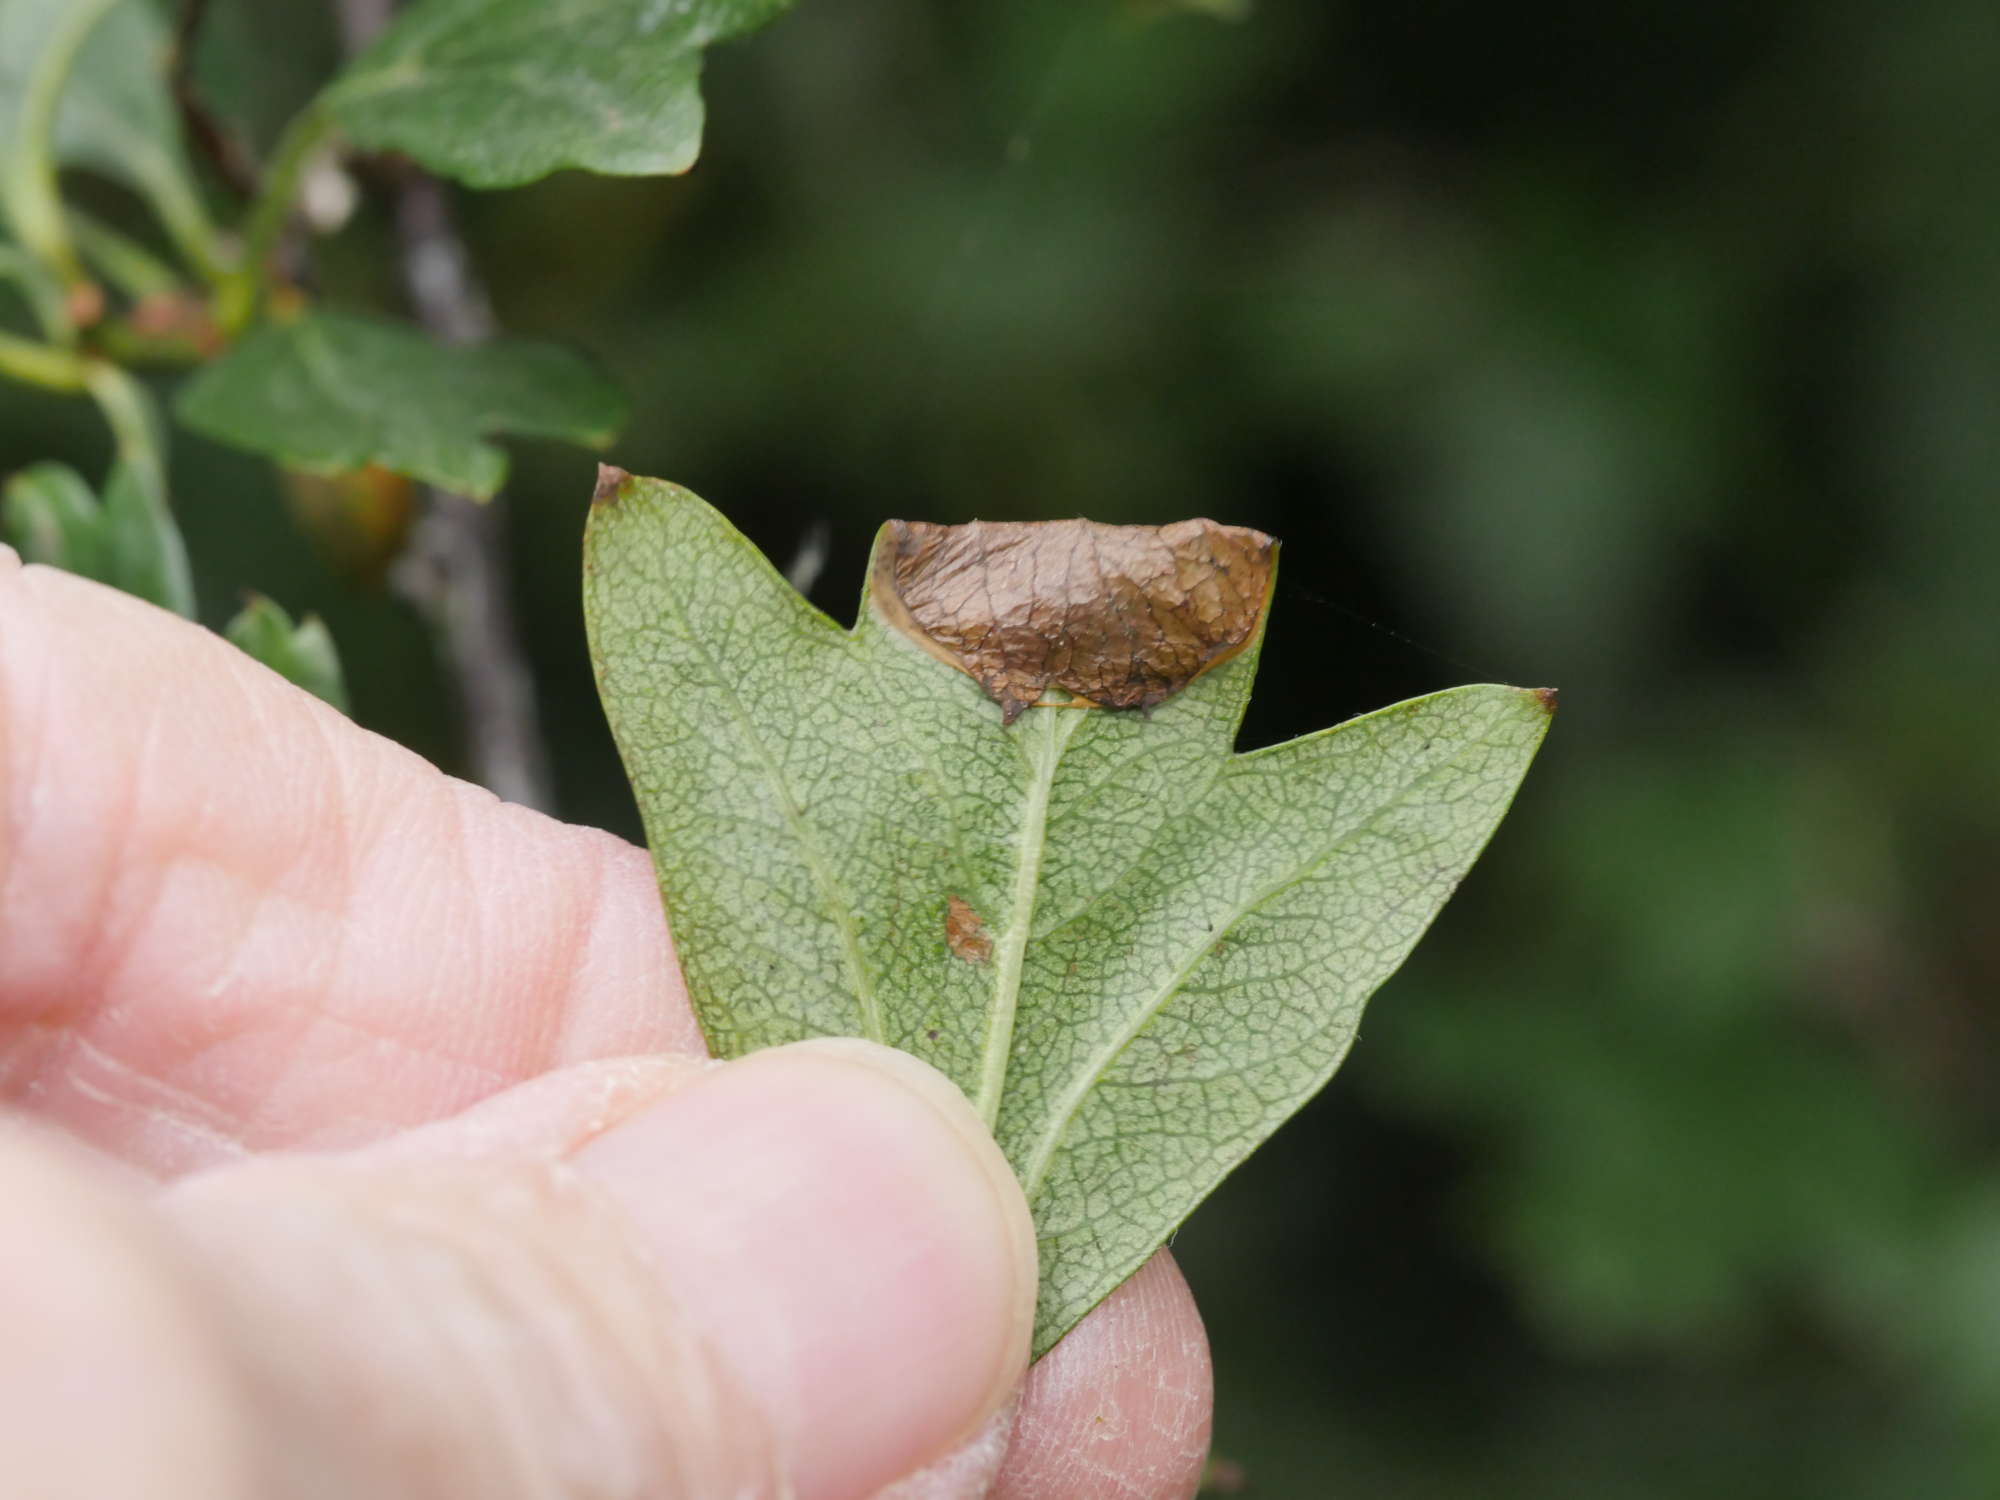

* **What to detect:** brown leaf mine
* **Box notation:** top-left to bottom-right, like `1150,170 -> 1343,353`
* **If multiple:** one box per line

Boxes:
945,895 -> 993,963
872,518 -> 1277,723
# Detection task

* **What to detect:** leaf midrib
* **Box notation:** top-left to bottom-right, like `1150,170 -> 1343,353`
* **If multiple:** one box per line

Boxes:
973,707 -> 1083,1127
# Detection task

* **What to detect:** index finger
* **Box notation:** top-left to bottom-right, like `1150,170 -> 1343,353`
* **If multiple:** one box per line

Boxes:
0,551 -> 701,1174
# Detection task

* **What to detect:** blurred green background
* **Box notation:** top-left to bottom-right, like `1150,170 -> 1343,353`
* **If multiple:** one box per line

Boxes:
7,0 -> 2000,1492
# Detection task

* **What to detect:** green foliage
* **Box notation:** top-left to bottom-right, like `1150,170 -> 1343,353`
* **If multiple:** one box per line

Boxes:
1,0 -> 814,531
8,0 -> 2000,1485
224,593 -> 350,712
177,312 -> 627,499
324,0 -> 795,189
3,457 -> 194,616
0,0 -> 217,280
585,475 -> 1551,1353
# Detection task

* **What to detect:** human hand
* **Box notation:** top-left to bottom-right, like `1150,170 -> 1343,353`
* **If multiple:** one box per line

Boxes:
0,549 -> 1212,1500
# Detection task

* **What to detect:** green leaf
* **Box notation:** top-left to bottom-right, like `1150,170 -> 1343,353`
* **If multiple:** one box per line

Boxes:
3,456 -> 194,617
322,0 -> 794,190
2,461 -> 108,576
176,311 -> 626,499
0,0 -> 219,279
585,474 -> 1554,1355
224,594 -> 350,713
99,455 -> 194,617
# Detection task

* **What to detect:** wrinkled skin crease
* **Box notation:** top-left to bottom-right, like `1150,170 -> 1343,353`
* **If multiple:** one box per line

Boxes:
0,551 -> 1212,1499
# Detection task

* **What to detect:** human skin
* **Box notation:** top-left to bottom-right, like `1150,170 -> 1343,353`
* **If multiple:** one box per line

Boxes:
0,548 -> 1212,1500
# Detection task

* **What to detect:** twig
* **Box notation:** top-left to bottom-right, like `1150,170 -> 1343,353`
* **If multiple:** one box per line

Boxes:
387,174 -> 556,811
337,0 -> 556,812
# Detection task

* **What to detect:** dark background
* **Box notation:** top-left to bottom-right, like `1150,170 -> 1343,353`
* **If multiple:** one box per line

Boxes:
7,0 -> 2000,1491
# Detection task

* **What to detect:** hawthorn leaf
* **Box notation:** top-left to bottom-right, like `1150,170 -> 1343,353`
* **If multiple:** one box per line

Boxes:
224,594 -> 349,713
584,472 -> 1553,1355
177,310 -> 625,499
322,0 -> 794,190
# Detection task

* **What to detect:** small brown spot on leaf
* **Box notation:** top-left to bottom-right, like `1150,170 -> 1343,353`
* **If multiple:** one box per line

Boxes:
592,463 -> 631,507
872,518 -> 1276,724
1534,686 -> 1560,715
945,895 -> 993,963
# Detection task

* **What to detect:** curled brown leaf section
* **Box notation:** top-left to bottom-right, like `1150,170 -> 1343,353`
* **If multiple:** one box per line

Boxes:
872,518 -> 1277,723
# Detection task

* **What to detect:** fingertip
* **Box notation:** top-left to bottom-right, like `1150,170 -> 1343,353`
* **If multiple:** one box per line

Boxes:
991,1251 -> 1213,1500
575,1039 -> 1037,1500
0,559 -> 693,1168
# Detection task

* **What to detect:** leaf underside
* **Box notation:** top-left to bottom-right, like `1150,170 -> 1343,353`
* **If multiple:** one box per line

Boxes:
325,0 -> 794,189
585,475 -> 1553,1356
176,311 -> 626,498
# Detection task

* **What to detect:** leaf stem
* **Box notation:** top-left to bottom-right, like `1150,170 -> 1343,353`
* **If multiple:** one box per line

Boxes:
83,361 -> 194,614
0,330 -> 89,391
83,362 -> 167,494
142,161 -> 229,286
2,0 -> 122,288
0,246 -> 74,343
975,708 -> 1082,1127
68,208 -> 185,299
216,101 -> 333,333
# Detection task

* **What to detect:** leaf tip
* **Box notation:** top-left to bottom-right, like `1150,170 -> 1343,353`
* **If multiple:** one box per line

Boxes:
1533,686 -> 1560,716
592,463 -> 633,508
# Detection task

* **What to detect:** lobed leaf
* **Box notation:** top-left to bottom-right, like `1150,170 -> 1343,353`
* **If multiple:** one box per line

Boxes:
176,310 -> 626,499
585,473 -> 1553,1354
323,0 -> 794,190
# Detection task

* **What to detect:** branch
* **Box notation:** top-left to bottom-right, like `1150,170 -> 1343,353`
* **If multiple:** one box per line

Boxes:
387,175 -> 557,812
336,0 -> 556,812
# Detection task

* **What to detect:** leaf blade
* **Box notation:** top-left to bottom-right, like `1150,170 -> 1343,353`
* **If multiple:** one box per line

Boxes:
176,311 -> 625,498
323,0 -> 793,190
1002,682 -> 1553,1350
585,474 -> 1553,1356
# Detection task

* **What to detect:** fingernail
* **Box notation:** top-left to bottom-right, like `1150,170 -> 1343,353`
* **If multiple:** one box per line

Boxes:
573,1038 -> 1036,1500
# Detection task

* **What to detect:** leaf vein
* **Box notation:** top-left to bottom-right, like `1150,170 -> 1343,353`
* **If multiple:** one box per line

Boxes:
1018,727 -> 1509,1201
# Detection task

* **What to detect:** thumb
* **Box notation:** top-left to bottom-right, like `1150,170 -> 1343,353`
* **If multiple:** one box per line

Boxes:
46,1039 -> 1035,1500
